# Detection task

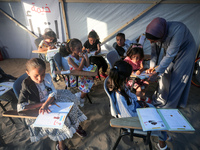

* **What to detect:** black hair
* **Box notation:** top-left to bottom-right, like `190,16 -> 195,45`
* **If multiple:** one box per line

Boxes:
108,60 -> 132,105
69,38 -> 82,51
43,31 -> 57,43
59,41 -> 71,57
88,30 -> 99,40
26,58 -> 46,72
126,43 -> 144,60
116,33 -> 125,40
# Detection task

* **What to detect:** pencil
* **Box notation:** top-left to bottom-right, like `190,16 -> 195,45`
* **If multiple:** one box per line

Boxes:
152,66 -> 158,71
55,103 -> 60,108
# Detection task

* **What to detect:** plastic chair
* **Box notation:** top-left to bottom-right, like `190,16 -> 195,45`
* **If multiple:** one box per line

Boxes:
13,73 -> 28,99
53,52 -> 70,86
106,50 -> 121,69
104,77 -> 153,150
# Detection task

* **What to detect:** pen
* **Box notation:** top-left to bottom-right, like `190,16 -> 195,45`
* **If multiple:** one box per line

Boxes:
55,103 -> 60,108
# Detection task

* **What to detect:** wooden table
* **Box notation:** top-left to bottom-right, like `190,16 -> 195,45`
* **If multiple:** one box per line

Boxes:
110,117 -> 195,133
2,109 -> 39,119
56,69 -> 98,77
110,117 -> 142,129
32,50 -> 47,54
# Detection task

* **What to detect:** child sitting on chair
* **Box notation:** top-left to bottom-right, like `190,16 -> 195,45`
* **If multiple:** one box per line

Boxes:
107,60 -> 169,150
113,33 -> 136,57
68,38 -> 94,107
124,43 -> 151,103
38,30 -> 58,82
82,30 -> 108,78
17,58 -> 87,150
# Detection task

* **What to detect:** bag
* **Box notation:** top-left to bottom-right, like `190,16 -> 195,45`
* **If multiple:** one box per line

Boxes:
0,67 -> 17,82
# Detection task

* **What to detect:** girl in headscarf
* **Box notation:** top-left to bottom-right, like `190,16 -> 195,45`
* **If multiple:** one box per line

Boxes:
145,17 -> 197,108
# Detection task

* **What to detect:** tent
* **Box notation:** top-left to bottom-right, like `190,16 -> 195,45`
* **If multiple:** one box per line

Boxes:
0,0 -> 200,59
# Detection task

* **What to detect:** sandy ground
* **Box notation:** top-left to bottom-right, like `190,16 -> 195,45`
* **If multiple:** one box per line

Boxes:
0,58 -> 200,150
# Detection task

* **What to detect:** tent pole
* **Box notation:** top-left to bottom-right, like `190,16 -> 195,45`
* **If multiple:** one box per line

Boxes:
0,8 -> 38,38
60,0 -> 70,40
101,0 -> 162,45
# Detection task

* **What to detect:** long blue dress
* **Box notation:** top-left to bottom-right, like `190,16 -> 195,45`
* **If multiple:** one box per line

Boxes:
150,22 -> 197,108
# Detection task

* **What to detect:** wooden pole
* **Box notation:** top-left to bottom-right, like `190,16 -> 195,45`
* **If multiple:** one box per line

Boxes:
101,0 -> 162,45
0,8 -> 38,38
60,0 -> 70,40
64,0 -> 200,4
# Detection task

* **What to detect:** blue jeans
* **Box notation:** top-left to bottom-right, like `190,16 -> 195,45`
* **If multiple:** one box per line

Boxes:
46,56 -> 57,78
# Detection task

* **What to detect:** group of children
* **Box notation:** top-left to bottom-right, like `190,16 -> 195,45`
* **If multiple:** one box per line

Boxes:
17,29 -> 169,150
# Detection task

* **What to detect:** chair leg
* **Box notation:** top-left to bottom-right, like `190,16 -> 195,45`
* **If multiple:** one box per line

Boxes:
112,128 -> 130,150
86,93 -> 92,104
0,102 -> 15,124
0,134 -> 5,146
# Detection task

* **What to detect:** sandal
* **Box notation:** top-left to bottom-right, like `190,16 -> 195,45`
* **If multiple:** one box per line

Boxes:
76,125 -> 87,137
56,144 -> 69,150
156,143 -> 171,150
142,97 -> 152,103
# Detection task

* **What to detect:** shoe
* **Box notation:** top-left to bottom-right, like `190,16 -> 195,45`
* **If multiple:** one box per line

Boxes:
56,144 -> 69,150
167,135 -> 172,141
53,77 -> 59,82
75,92 -> 81,98
156,143 -> 171,150
144,97 -> 152,103
76,125 -> 87,137
100,73 -> 108,78
80,98 -> 85,107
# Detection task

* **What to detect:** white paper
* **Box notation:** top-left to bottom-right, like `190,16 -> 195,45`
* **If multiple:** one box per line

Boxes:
61,70 -> 70,74
33,102 -> 74,129
159,109 -> 192,130
131,71 -> 149,79
0,82 -> 14,96
137,108 -> 166,131
46,49 -> 59,58
82,65 -> 94,71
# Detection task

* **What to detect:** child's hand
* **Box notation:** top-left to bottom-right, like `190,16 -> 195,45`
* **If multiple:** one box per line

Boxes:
135,70 -> 141,75
47,46 -> 55,50
39,104 -> 51,114
79,52 -> 84,58
145,68 -> 154,74
86,48 -> 90,53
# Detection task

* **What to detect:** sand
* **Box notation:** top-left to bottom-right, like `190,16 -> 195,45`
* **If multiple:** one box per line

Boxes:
0,58 -> 200,150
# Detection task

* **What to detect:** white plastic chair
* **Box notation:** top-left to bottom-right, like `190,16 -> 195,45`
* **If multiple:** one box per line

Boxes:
106,50 -> 121,69
104,77 -> 153,150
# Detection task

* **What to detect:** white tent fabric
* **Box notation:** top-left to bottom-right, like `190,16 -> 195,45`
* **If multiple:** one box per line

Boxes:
0,1 -> 200,59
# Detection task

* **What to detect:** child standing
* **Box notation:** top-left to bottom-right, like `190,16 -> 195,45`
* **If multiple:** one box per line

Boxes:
38,30 -> 58,82
17,58 -> 87,150
82,30 -> 108,78
124,44 -> 150,103
107,60 -> 169,150
68,38 -> 94,107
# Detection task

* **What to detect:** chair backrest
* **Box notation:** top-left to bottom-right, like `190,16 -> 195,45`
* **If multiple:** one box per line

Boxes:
104,77 -> 120,118
13,73 -> 28,99
106,50 -> 120,69
54,52 -> 70,71
54,52 -> 63,71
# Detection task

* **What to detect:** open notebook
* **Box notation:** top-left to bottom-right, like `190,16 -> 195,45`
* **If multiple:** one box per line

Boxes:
33,102 -> 74,129
136,108 -> 195,132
